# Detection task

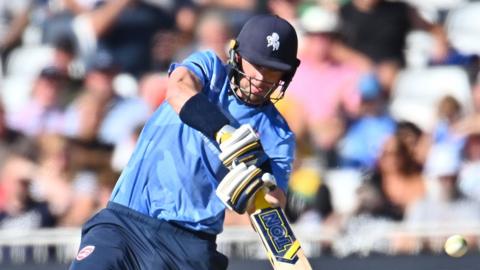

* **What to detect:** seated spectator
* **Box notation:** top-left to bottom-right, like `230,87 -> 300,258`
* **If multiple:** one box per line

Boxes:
445,92 -> 480,202
7,66 -> 66,137
60,170 -> 98,226
457,133 -> 480,204
337,74 -> 396,169
30,134 -> 73,220
354,121 -> 426,221
431,95 -> 465,151
60,166 -> 118,226
280,6 -> 361,167
111,123 -> 143,172
0,154 -> 55,229
63,50 -> 149,145
51,34 -> 83,107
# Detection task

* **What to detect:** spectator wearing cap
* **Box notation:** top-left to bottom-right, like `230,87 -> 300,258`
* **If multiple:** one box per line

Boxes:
279,5 -> 362,167
337,73 -> 396,169
7,66 -> 66,137
63,50 -> 149,145
50,34 -> 85,107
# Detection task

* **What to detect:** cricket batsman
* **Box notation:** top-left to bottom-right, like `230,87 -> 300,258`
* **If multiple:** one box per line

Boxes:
70,14 -> 300,270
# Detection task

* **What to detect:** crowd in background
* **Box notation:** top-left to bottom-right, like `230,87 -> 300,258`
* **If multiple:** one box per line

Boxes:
1,0 -> 480,254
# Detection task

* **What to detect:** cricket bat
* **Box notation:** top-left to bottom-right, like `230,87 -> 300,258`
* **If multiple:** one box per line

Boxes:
250,189 -> 312,270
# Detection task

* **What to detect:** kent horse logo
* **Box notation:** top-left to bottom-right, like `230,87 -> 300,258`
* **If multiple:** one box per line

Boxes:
253,208 -> 299,263
267,32 -> 280,51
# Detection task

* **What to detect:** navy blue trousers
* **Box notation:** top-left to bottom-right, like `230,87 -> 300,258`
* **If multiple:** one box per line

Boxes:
69,202 -> 228,270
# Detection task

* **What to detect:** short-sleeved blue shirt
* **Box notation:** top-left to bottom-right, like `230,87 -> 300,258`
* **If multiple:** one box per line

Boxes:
110,51 -> 295,234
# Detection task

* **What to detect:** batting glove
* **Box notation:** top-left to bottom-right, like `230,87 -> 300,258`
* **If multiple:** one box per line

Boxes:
216,162 -> 277,214
216,124 -> 268,169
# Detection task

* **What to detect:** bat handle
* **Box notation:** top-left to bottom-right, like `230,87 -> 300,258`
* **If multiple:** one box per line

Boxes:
252,189 -> 272,210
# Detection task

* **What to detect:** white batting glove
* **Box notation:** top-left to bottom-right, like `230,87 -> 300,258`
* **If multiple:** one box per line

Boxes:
216,162 -> 277,214
216,124 -> 267,169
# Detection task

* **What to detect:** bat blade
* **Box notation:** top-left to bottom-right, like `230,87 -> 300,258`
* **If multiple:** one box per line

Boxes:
250,190 -> 312,270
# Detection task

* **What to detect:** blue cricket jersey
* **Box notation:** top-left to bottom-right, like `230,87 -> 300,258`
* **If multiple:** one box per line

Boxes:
110,50 -> 295,234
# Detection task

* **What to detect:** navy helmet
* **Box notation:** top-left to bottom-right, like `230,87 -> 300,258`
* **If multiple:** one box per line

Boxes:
228,15 -> 301,105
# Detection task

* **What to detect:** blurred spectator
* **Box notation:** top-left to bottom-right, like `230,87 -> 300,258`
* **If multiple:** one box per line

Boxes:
7,66 -> 66,137
198,0 -> 257,34
63,50 -> 149,145
60,160 -> 118,226
30,134 -> 72,220
397,120 -> 429,166
336,0 -> 448,92
138,72 -> 168,113
51,33 -> 76,73
280,5 -> 361,167
379,123 -> 426,213
111,123 -> 143,172
60,170 -> 98,226
174,3 -> 198,47
405,143 -> 480,234
449,84 -> 480,201
195,10 -> 232,61
0,0 -> 31,73
176,10 -> 232,62
96,166 -> 119,210
93,0 -> 175,76
151,30 -> 179,72
430,95 -> 465,151
267,0 -> 301,27
472,73 -> 480,113
110,74 -> 165,172
50,34 -> 83,105
0,154 -> 55,229
337,73 -> 395,169
66,91 -> 106,142
0,101 -> 35,167
46,0 -> 175,77
457,133 -> 480,203
414,94 -> 468,192
355,121 -> 425,221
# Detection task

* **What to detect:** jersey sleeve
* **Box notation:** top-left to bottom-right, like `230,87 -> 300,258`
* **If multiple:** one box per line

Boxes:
269,134 -> 295,193
168,50 -> 219,91
254,108 -> 296,193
